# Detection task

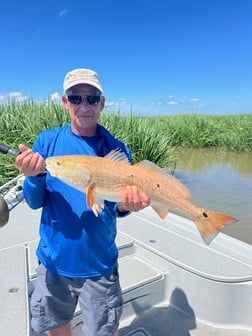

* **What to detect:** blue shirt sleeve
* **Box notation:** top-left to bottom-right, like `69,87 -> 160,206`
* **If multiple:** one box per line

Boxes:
23,175 -> 47,209
23,134 -> 48,209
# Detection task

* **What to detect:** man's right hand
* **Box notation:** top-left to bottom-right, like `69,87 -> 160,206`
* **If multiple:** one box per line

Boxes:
15,144 -> 45,176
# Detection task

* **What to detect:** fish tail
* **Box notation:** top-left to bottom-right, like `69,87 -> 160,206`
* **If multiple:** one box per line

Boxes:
195,209 -> 238,245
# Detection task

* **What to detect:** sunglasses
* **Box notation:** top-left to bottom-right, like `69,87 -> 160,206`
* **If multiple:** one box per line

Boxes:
67,95 -> 101,106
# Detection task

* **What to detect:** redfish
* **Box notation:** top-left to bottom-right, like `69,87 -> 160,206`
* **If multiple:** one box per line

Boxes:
46,150 -> 238,244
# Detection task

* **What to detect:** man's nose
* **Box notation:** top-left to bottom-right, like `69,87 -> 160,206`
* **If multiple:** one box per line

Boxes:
80,98 -> 89,106
79,99 -> 91,108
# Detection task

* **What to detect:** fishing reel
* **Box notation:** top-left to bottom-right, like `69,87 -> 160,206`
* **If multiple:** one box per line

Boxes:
0,195 -> 9,227
0,143 -> 23,227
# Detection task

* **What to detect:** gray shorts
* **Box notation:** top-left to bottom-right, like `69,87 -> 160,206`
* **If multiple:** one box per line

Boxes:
30,264 -> 123,336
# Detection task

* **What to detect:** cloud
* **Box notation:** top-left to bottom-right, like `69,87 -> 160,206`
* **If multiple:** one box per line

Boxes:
118,97 -> 127,105
0,92 -> 29,103
105,101 -> 115,107
0,92 -> 62,105
50,92 -> 61,102
233,95 -> 243,100
8,92 -> 24,98
105,97 -> 128,108
189,97 -> 200,103
151,101 -> 163,106
167,100 -> 178,105
59,9 -> 68,17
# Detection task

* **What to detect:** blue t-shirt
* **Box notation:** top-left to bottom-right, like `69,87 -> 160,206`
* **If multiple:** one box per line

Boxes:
24,124 -> 132,278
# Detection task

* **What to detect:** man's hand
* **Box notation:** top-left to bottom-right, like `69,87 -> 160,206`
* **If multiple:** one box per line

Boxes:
118,186 -> 150,213
15,144 -> 45,176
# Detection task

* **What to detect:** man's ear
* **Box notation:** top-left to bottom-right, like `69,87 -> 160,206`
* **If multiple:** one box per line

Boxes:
100,96 -> 105,109
62,95 -> 69,108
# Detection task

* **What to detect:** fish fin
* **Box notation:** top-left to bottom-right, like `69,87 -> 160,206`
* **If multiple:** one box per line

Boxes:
86,183 -> 105,217
135,160 -> 190,199
151,205 -> 169,220
86,183 -> 94,208
92,199 -> 105,217
105,149 -> 131,164
195,209 -> 238,245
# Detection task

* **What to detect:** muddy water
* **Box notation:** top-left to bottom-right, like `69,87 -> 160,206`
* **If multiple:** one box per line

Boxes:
174,148 -> 252,245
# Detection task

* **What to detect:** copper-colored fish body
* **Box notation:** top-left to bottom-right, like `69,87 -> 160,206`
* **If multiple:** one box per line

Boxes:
46,150 -> 238,244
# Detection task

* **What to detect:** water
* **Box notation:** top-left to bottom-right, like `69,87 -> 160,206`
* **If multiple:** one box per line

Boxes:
174,148 -> 252,245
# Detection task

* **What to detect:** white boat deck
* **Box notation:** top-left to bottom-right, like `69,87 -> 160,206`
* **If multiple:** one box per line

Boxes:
0,181 -> 252,336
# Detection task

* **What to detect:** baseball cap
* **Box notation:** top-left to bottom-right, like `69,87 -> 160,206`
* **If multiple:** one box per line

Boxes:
63,68 -> 103,93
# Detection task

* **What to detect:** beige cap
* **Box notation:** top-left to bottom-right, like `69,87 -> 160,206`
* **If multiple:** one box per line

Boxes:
63,68 -> 103,93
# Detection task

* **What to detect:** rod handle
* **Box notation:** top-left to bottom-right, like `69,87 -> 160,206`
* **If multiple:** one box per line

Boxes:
0,143 -> 20,157
0,142 -> 47,174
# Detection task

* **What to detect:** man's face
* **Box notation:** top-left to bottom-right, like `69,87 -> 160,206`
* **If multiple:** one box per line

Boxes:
62,84 -> 105,136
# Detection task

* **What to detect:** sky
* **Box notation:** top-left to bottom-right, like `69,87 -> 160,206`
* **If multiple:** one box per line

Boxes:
0,0 -> 252,116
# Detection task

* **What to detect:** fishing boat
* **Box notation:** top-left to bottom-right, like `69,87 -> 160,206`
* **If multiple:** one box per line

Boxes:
0,175 -> 252,336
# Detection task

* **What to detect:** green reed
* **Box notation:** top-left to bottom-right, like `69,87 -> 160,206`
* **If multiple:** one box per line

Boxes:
151,113 -> 252,152
0,101 -> 251,185
0,100 -> 69,184
100,111 -> 177,167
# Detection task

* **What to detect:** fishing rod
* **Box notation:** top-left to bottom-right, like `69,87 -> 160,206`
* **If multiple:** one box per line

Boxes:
0,143 -> 20,227
0,194 -> 9,227
0,143 -> 20,158
0,143 -> 25,227
0,142 -> 47,172
0,142 -> 47,227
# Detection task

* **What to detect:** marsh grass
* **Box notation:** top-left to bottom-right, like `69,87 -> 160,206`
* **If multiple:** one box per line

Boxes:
0,100 -> 69,147
154,113 -> 252,152
99,112 -> 177,167
1,101 -> 252,185
0,100 -> 69,184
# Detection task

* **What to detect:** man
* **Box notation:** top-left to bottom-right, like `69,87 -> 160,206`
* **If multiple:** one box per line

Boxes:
15,68 -> 150,336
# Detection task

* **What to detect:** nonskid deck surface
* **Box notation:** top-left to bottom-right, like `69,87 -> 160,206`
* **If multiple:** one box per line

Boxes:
0,197 -> 252,336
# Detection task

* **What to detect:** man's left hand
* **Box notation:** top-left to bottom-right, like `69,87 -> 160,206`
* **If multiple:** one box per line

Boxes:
118,186 -> 150,213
